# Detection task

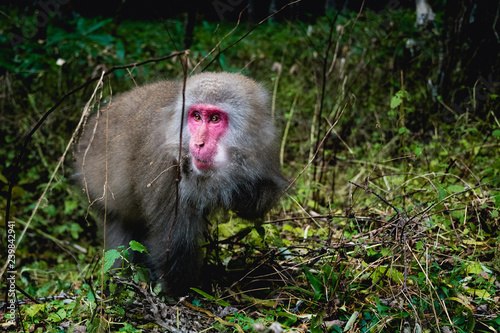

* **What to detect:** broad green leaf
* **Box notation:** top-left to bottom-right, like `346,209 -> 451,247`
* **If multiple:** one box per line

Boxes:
24,303 -> 45,317
87,291 -> 95,302
373,266 -> 404,284
129,240 -> 148,253
47,309 -> 66,322
103,249 -> 121,273
465,288 -> 490,298
438,187 -> 447,201
304,267 -> 322,296
390,95 -> 403,109
390,90 -> 410,108
45,204 -> 57,217
70,223 -> 83,239
398,126 -> 410,135
447,185 -> 465,193
64,200 -> 79,214
88,34 -> 114,46
311,312 -> 325,333
413,146 -> 423,156
191,287 -> 215,300
465,262 -> 482,274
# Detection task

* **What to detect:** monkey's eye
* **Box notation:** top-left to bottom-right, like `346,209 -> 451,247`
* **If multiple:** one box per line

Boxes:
193,112 -> 201,121
210,114 -> 220,123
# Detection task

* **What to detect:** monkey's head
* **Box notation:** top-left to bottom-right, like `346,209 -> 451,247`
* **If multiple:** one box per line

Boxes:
181,72 -> 274,174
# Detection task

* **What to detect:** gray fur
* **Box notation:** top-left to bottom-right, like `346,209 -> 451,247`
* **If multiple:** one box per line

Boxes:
74,72 -> 287,294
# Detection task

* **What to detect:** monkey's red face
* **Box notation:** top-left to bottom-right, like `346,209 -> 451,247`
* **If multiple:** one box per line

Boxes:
188,104 -> 229,171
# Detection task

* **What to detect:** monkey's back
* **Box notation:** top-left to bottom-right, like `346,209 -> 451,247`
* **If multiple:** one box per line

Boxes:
75,80 -> 182,219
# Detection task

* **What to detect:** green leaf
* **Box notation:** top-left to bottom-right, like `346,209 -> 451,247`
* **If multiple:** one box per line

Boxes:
376,298 -> 390,313
447,185 -> 465,194
390,90 -> 410,109
103,249 -> 121,273
133,266 -> 149,284
24,304 -> 45,317
153,283 -> 163,295
465,288 -> 490,298
438,186 -> 447,201
77,18 -> 112,35
70,223 -> 83,239
129,240 -> 148,254
191,288 -> 230,306
304,267 -> 323,298
413,146 -> 423,156
45,204 -> 57,217
398,126 -> 410,135
47,312 -> 61,322
465,262 -> 482,275
311,312 -> 324,333
217,299 -> 231,307
191,288 -> 215,300
88,34 -> 114,46
47,309 -> 66,322
373,266 -> 404,284
87,291 -> 95,302
119,323 -> 141,332
284,286 -> 315,297
218,53 -> 227,69
494,193 -> 500,208
64,200 -> 79,214
390,95 -> 403,109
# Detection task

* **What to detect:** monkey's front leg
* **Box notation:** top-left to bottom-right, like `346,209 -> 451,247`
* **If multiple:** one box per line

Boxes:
142,211 -> 205,295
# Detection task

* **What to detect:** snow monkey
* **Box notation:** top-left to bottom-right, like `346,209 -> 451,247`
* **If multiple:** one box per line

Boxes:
75,72 -> 287,294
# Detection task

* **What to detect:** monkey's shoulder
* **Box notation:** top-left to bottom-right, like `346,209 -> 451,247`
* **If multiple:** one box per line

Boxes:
121,80 -> 180,104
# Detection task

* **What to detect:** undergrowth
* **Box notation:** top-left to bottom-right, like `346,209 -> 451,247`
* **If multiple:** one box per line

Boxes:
1,4 -> 499,333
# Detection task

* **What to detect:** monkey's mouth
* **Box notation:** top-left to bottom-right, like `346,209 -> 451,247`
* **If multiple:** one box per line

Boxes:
193,157 -> 214,171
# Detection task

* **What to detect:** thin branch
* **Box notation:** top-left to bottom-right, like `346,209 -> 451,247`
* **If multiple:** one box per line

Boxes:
202,0 -> 302,72
168,52 -> 190,259
0,72 -> 106,280
285,101 -> 349,193
349,180 -> 401,215
5,51 -> 187,225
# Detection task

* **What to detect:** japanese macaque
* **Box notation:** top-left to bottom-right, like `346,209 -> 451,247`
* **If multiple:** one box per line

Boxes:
75,72 -> 287,294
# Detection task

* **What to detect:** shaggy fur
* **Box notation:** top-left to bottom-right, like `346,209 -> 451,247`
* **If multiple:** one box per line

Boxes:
74,72 -> 287,294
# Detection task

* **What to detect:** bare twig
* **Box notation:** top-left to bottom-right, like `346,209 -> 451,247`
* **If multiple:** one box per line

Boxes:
0,73 -> 106,280
168,52 -> 190,259
201,0 -> 302,72
4,51 -> 187,226
285,101 -> 349,193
